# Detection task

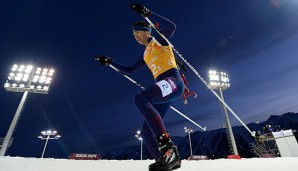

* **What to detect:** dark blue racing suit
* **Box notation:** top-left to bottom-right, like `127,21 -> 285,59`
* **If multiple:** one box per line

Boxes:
112,12 -> 184,160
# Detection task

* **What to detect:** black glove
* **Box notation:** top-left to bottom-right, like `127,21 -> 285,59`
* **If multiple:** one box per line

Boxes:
177,60 -> 187,72
130,2 -> 152,17
94,56 -> 112,66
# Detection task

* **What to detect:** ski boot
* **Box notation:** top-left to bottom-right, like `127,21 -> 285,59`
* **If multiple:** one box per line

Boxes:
149,133 -> 181,171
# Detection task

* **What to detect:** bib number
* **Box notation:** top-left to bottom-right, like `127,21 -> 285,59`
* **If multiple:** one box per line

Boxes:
156,78 -> 178,97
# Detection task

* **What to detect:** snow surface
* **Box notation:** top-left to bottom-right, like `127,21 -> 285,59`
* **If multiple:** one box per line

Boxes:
0,157 -> 298,171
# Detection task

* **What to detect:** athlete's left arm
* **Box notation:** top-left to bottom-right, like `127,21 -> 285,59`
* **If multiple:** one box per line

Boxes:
130,3 -> 176,43
149,13 -> 176,45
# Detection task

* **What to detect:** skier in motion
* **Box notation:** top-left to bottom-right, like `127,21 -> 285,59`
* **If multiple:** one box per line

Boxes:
95,3 -> 183,171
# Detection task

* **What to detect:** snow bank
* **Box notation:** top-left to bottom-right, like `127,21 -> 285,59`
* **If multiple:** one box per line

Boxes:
0,156 -> 297,171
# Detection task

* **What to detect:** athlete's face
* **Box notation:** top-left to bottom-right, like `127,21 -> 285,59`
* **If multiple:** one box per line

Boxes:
133,30 -> 150,46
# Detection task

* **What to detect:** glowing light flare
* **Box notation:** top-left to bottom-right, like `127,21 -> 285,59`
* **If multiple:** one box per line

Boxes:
15,73 -> 23,80
39,76 -> 47,83
22,74 -> 29,82
48,69 -> 55,76
135,130 -> 143,141
18,65 -> 25,72
4,83 -> 10,87
33,75 -> 39,82
11,65 -> 18,71
45,78 -> 52,84
35,68 -> 41,74
24,65 -> 33,73
43,86 -> 49,91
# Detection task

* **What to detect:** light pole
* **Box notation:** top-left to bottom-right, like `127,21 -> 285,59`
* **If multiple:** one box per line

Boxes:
38,130 -> 61,158
0,64 -> 54,156
208,70 -> 239,155
135,130 -> 143,160
184,127 -> 194,156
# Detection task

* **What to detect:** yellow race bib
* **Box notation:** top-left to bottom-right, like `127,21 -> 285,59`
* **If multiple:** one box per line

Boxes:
143,38 -> 178,79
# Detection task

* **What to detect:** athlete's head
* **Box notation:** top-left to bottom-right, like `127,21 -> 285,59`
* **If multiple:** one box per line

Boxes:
132,21 -> 151,46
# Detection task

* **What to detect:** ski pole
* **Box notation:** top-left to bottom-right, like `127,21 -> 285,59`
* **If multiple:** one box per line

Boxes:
109,64 -> 207,131
144,17 -> 255,137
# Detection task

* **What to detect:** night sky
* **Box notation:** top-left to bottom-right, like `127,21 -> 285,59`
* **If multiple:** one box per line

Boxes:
1,0 -> 298,158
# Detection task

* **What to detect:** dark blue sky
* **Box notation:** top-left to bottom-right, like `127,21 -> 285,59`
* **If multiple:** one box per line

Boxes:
1,0 -> 298,158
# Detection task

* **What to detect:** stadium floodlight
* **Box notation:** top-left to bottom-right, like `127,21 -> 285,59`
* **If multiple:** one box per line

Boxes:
184,127 -> 194,156
0,64 -> 55,156
208,70 -> 230,90
135,130 -> 143,160
4,64 -> 54,94
208,69 -> 238,155
38,130 -> 61,158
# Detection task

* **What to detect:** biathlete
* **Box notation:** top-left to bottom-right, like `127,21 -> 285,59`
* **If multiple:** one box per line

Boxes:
96,3 -> 183,171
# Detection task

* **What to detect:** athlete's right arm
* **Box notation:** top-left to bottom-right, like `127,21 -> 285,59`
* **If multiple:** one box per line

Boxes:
95,56 -> 146,75
112,57 -> 146,75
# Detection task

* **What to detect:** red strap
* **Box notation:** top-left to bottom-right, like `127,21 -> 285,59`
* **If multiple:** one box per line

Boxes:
155,22 -> 160,29
180,73 -> 188,86
180,72 -> 197,104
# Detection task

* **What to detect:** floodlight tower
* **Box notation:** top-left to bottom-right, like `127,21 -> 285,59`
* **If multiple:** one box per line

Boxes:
0,64 -> 54,156
184,127 -> 194,156
38,130 -> 61,158
208,70 -> 238,155
135,130 -> 143,160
